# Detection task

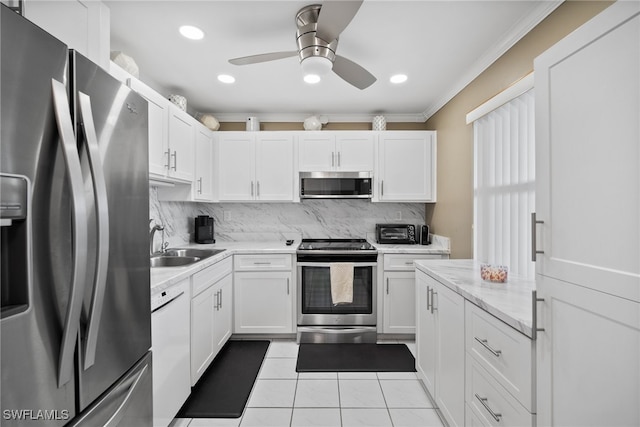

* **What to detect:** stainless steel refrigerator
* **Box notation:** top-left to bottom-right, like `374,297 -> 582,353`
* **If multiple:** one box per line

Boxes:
1,5 -> 152,426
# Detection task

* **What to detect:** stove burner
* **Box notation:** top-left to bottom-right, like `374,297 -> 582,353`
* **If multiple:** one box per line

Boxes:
297,238 -> 376,253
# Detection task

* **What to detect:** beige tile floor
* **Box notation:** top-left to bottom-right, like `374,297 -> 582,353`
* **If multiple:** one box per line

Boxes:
170,340 -> 445,427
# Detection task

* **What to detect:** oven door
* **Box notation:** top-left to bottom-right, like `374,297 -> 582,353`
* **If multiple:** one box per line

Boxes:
297,262 -> 377,326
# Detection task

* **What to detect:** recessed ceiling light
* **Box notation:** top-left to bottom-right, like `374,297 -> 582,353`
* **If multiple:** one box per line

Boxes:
179,25 -> 204,40
390,74 -> 408,84
304,74 -> 321,84
217,74 -> 235,84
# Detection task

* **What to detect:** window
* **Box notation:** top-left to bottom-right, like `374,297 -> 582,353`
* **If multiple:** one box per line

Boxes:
471,85 -> 535,279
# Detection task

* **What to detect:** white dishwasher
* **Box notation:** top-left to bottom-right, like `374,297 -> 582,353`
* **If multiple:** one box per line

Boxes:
151,279 -> 191,427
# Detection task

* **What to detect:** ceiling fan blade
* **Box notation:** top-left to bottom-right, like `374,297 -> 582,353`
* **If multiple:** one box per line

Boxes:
315,0 -> 364,42
332,55 -> 376,90
229,51 -> 297,66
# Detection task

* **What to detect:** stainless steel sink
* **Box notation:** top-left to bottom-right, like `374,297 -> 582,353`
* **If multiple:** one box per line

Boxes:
164,248 -> 226,259
150,255 -> 201,267
150,247 -> 226,268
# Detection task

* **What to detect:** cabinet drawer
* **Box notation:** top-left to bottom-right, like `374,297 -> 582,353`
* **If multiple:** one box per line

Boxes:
465,302 -> 533,410
466,357 -> 533,427
192,257 -> 232,297
234,254 -> 292,271
383,253 -> 444,270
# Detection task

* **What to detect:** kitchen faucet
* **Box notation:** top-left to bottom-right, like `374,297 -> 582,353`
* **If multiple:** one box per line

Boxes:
149,219 -> 166,255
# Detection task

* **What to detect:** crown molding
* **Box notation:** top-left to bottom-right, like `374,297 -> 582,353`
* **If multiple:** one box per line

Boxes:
421,0 -> 563,121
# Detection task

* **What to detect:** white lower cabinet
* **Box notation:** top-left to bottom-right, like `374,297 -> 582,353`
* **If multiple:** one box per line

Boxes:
190,257 -> 233,386
234,254 -> 294,334
415,270 -> 465,427
382,254 -> 448,334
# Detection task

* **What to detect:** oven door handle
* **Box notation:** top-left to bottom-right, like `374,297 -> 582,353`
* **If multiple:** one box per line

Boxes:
297,262 -> 378,268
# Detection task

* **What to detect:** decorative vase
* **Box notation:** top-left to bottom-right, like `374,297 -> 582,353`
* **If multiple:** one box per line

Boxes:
372,115 -> 386,131
168,94 -> 187,111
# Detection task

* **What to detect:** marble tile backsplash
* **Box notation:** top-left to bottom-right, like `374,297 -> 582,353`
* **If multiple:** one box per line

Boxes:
149,188 -> 426,246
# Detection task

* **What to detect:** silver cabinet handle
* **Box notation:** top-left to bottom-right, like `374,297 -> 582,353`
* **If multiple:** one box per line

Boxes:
286,278 -> 290,295
475,394 -> 502,422
331,152 -> 335,167
164,150 -> 171,170
386,278 -> 389,294
251,181 -> 254,197
381,180 -> 384,196
198,177 -> 203,194
531,212 -> 544,262
430,288 -> 436,314
171,150 -> 177,171
52,79 -> 89,387
78,92 -> 111,370
337,151 -> 341,167
474,337 -> 502,357
532,290 -> 545,339
254,261 -> 272,265
257,181 -> 260,198
219,289 -> 223,310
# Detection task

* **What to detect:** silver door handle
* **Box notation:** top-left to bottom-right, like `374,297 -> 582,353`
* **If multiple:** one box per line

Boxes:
164,150 -> 171,170
474,337 -> 502,357
254,261 -> 272,265
78,92 -> 111,370
51,79 -> 89,387
171,151 -> 177,171
287,278 -> 290,295
337,151 -> 341,167
219,289 -> 223,310
532,290 -> 545,339
430,288 -> 436,314
475,394 -> 502,422
426,285 -> 431,311
251,181 -> 254,197
386,278 -> 389,294
104,364 -> 149,427
331,152 -> 335,167
531,212 -> 544,262
381,180 -> 384,196
198,177 -> 203,194
257,181 -> 260,198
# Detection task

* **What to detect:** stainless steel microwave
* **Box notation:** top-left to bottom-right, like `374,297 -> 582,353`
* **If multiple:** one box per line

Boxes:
299,171 -> 373,199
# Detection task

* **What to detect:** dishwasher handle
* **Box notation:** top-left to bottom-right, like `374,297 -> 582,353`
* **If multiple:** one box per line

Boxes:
152,291 -> 185,313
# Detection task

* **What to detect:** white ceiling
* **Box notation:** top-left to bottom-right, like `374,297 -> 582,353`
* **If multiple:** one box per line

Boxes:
106,0 -> 560,123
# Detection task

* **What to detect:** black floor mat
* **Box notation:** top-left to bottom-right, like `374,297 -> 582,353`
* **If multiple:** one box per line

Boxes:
177,340 -> 269,418
296,343 -> 416,372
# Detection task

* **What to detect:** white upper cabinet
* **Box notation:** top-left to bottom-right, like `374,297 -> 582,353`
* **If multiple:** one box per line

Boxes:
299,131 -> 374,171
167,104 -> 195,183
193,126 -> 214,201
377,131 -> 436,202
217,132 -> 294,202
25,0 -> 110,68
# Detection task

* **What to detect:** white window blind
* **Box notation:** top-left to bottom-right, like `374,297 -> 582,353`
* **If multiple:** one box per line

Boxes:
473,89 -> 535,279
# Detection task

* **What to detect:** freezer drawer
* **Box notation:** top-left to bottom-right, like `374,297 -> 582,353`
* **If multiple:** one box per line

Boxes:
68,352 -> 152,427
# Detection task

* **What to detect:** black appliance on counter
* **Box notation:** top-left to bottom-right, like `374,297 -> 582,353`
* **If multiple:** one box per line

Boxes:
195,215 -> 215,243
376,223 -> 431,245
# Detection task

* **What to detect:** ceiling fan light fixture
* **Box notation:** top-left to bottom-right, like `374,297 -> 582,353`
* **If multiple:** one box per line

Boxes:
179,25 -> 204,40
300,56 -> 333,76
390,74 -> 408,84
303,74 -> 321,84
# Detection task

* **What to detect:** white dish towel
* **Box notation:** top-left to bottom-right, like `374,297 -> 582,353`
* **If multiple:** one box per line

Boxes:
330,262 -> 354,305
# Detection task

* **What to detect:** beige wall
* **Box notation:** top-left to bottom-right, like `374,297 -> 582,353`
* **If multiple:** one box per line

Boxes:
424,0 -> 613,259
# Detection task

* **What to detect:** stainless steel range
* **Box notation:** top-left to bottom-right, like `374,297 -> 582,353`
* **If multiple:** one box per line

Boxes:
296,239 -> 378,343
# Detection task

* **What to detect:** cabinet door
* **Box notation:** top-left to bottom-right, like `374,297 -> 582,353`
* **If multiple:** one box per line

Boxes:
298,133 -> 336,171
415,273 -> 436,397
218,133 -> 255,201
383,271 -> 416,333
129,78 -> 170,178
194,125 -> 214,201
378,132 -> 436,202
335,132 -> 374,171
190,285 -> 215,385
212,274 -> 233,352
234,271 -> 293,334
255,133 -> 294,201
168,105 -> 195,182
434,282 -> 466,427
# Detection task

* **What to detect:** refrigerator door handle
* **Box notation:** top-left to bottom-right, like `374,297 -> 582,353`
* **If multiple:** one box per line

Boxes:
103,364 -> 149,427
51,79 -> 89,387
77,92 -> 110,370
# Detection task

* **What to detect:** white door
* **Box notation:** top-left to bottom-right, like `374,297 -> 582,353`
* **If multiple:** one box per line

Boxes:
335,132 -> 375,171
190,285 -> 215,385
383,272 -> 416,333
167,105 -> 194,182
298,133 -> 335,171
534,3 -> 640,426
218,133 -> 255,201
212,274 -> 233,352
256,133 -> 294,201
234,272 -> 293,334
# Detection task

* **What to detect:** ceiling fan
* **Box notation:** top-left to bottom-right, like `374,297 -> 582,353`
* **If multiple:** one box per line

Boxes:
228,1 -> 376,90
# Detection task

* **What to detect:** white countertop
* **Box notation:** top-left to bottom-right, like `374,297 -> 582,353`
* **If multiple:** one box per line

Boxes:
414,259 -> 536,338
151,237 -> 451,295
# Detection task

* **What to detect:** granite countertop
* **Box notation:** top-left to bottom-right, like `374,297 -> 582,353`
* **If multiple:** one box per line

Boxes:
414,259 -> 536,338
370,234 -> 450,255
